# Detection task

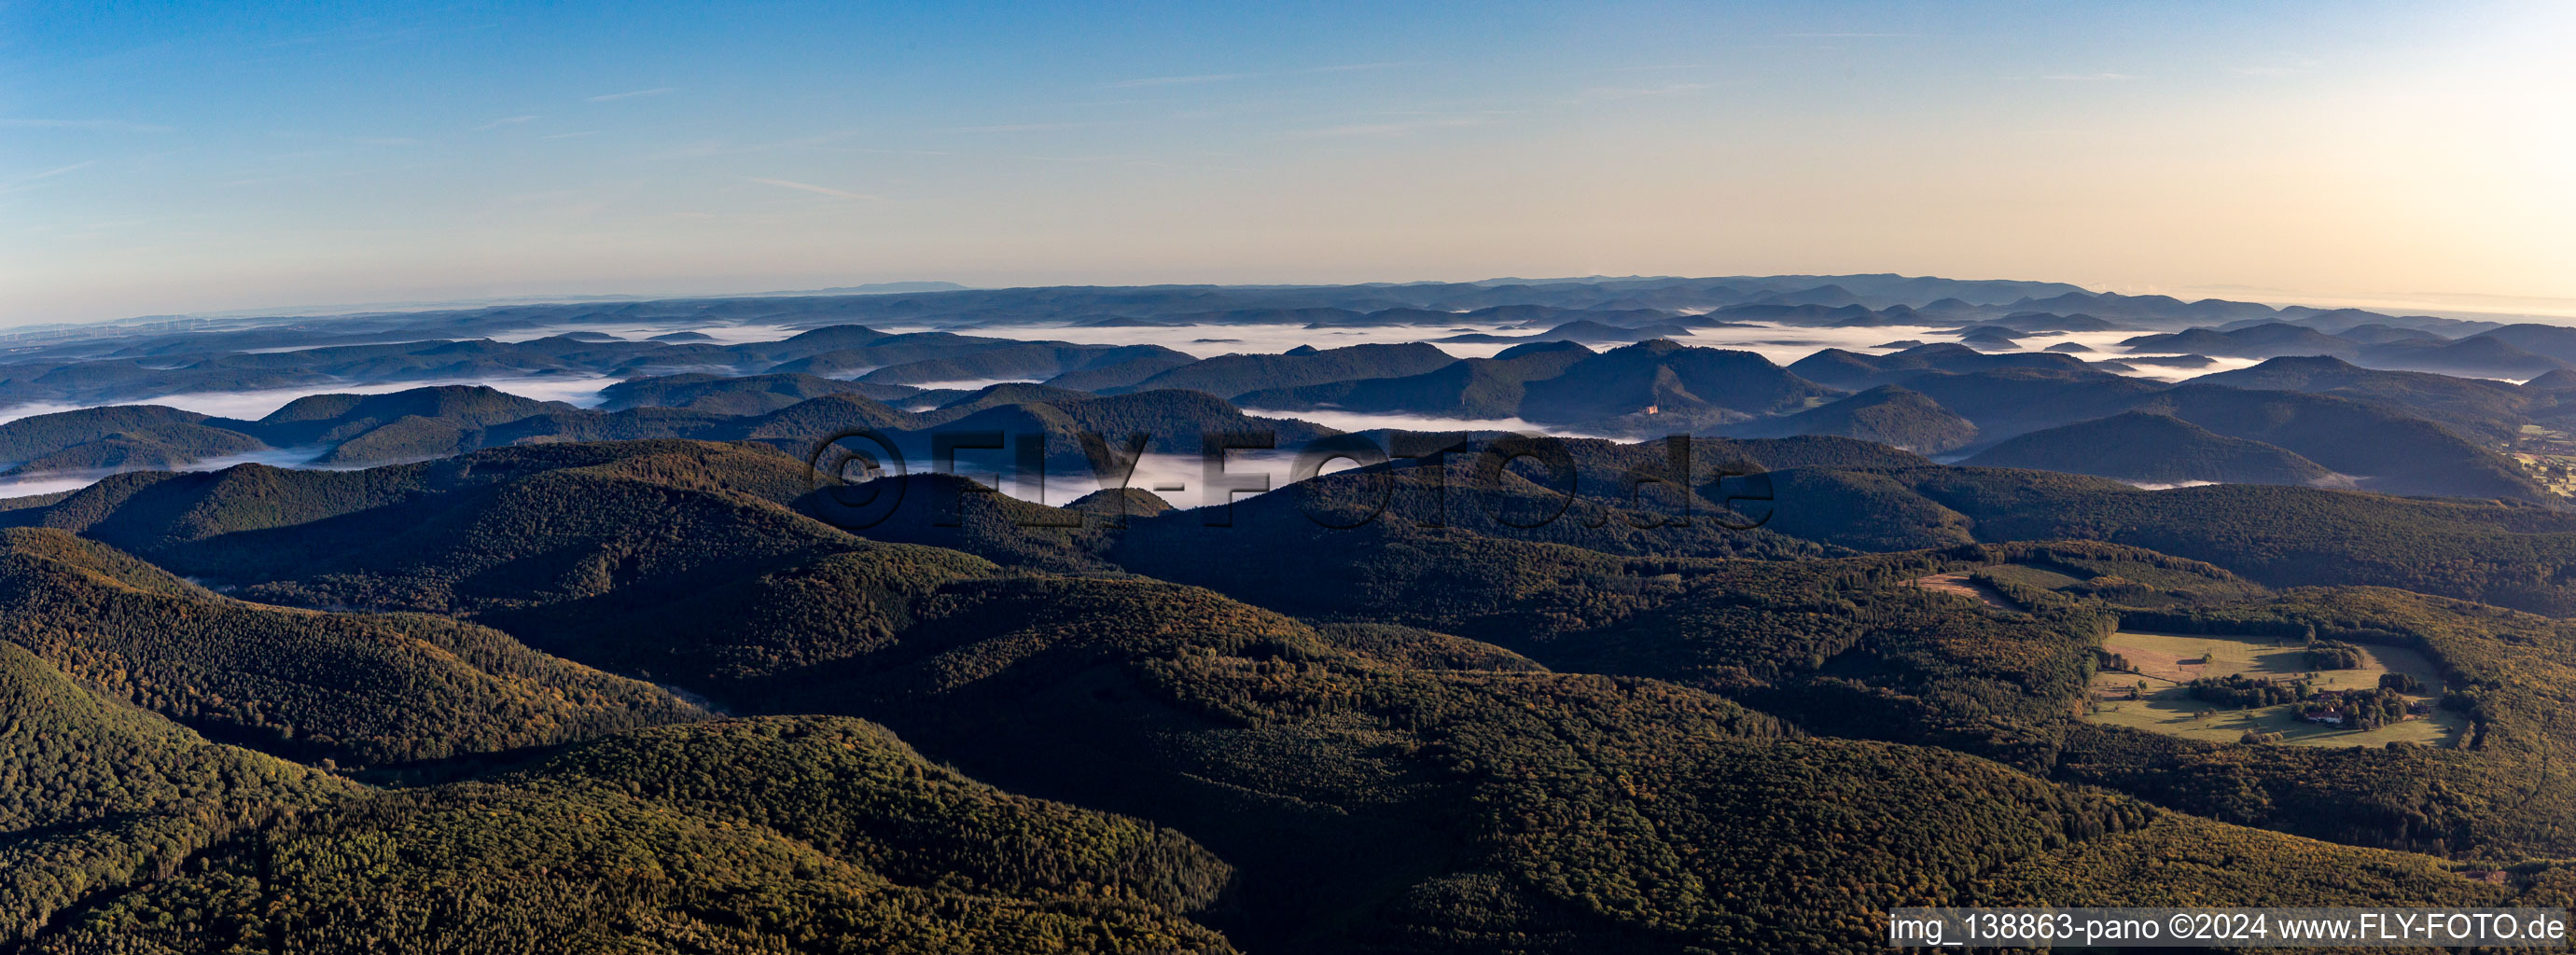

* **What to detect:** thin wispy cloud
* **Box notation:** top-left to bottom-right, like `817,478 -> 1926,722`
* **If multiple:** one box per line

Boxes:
1587,82 -> 1713,99
826,146 -> 955,158
744,176 -> 883,201
2042,72 -> 2141,81
214,167 -> 370,188
1348,108 -> 1523,118
1288,115 -> 1497,140
273,131 -> 423,147
1107,62 -> 1406,89
476,114 -> 541,131
17,160 -> 97,183
2230,59 -> 2324,76
1109,73 -> 1259,89
1292,123 -> 1417,139
941,122 -> 1107,133
588,87 -> 674,102
0,118 -> 174,132
0,159 -> 99,195
642,130 -> 870,160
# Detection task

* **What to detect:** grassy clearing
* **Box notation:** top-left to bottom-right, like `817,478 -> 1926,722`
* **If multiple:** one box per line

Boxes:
2083,630 -> 2465,748
1911,572 -> 2015,610
2512,448 -> 2576,499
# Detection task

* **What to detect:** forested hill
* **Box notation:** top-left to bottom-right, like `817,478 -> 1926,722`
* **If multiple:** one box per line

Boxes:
0,526 -> 1240,951
19,432 -> 2576,618
14,436 -> 2576,950
0,526 -> 704,766
1760,464 -> 2576,616
11,310 -> 2572,507
10,711 -> 1244,954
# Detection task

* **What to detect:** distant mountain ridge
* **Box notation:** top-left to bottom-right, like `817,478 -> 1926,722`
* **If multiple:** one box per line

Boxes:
5,328 -> 2563,506
2,274 -> 2572,515
1963,410 -> 2341,486
13,273 -> 2524,402
33,272 -> 2576,952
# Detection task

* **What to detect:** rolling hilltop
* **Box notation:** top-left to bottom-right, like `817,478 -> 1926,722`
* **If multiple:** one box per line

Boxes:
10,270 -> 2576,509
11,328 -> 2563,505
13,274 -> 2576,950
1964,410 -> 2341,486
8,438 -> 2567,951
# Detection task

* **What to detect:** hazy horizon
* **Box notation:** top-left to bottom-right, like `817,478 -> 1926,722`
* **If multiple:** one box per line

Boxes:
38,274 -> 2576,334
7,0 -> 2570,326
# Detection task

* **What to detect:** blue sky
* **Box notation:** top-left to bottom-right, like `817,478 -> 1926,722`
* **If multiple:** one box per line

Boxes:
3,1 -> 2569,324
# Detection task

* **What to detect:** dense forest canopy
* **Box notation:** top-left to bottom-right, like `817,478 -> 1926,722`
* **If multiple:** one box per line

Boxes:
5,428 -> 2576,951
13,273 -> 2576,951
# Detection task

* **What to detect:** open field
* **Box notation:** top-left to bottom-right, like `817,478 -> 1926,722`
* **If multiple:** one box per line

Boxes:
2512,438 -> 2576,500
1910,573 -> 2015,610
2083,630 -> 2465,748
